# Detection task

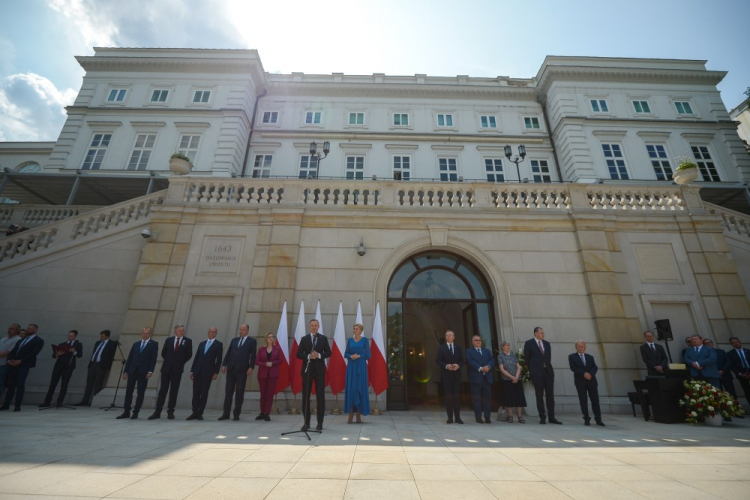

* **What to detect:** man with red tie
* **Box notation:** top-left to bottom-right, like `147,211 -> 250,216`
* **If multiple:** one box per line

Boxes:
149,325 -> 193,420
524,327 -> 561,425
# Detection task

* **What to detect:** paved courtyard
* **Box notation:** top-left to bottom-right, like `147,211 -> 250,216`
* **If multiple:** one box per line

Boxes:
0,406 -> 749,499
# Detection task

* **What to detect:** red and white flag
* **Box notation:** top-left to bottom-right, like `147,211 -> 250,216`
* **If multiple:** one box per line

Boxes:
274,301 -> 290,394
356,300 -> 363,326
328,302 -> 347,395
290,301 -> 305,395
368,301 -> 389,395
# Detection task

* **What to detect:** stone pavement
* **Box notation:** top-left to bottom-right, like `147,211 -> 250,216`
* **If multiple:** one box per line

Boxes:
0,406 -> 749,500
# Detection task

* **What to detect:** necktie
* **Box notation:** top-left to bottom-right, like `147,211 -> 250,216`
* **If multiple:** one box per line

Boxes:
739,349 -> 749,369
477,348 -> 481,354
239,337 -> 244,348
140,341 -> 146,352
174,338 -> 180,352
18,337 -> 29,350
449,344 -> 453,355
312,335 -> 317,350
538,341 -> 544,354
580,354 -> 586,365
695,347 -> 699,353
204,340 -> 211,354
650,343 -> 655,351
92,341 -> 105,362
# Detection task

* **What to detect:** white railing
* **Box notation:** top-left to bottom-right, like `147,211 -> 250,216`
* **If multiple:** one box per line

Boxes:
586,186 -> 685,211
0,205 -> 99,230
704,202 -> 750,240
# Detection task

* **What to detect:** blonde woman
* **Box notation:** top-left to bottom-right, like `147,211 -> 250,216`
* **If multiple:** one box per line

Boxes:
497,341 -> 526,423
344,323 -> 370,423
255,332 -> 281,421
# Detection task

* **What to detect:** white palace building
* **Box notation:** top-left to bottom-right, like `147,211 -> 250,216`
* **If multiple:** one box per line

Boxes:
1,48 -> 750,413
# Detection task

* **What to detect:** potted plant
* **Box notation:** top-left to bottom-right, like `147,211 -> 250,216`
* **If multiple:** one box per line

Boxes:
672,156 -> 699,185
678,379 -> 745,425
169,153 -> 193,175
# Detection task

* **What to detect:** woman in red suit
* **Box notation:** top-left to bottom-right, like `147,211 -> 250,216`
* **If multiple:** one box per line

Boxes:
255,332 -> 281,421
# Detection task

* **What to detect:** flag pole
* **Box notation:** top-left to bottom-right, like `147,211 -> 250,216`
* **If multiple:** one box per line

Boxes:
331,394 -> 342,415
372,392 -> 382,415
289,394 -> 299,415
271,394 -> 280,415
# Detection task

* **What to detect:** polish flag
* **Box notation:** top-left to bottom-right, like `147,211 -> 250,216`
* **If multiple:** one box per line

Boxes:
356,300 -> 363,326
290,301 -> 305,395
274,301 -> 290,394
328,302 -> 347,395
368,302 -> 389,395
313,300 -> 329,393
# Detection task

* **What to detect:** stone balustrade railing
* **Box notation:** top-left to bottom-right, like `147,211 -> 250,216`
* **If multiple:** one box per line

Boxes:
0,204 -> 100,230
704,202 -> 750,240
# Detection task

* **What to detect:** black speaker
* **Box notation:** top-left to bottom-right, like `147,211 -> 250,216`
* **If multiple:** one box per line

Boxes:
654,319 -> 673,341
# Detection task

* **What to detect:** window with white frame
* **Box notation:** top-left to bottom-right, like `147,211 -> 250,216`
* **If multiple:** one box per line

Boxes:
348,112 -> 365,126
393,156 -> 411,180
252,154 -> 273,178
393,113 -> 409,127
150,89 -> 169,103
530,160 -> 551,182
438,157 -> 458,181
437,114 -> 454,127
298,155 -> 319,179
81,133 -> 112,170
674,101 -> 694,115
346,156 -> 365,180
590,99 -> 609,113
646,145 -> 673,180
485,159 -> 504,182
192,90 -> 211,103
177,134 -> 201,162
262,111 -> 279,124
602,144 -> 629,180
305,111 -> 322,125
480,115 -> 497,129
107,89 -> 127,103
524,117 -> 540,129
632,100 -> 651,114
691,145 -> 720,181
127,133 -> 156,171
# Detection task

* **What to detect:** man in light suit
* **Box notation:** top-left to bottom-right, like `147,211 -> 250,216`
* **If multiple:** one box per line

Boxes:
640,330 -> 669,377
219,324 -> 256,421
117,327 -> 158,419
524,327 -> 561,424
436,330 -> 464,424
149,325 -> 193,420
40,329 -> 83,407
187,327 -> 223,420
297,319 -> 331,431
75,329 -> 117,406
465,334 -> 494,424
1,323 -> 44,411
727,337 -> 750,406
568,341 -> 604,426
683,334 -> 720,388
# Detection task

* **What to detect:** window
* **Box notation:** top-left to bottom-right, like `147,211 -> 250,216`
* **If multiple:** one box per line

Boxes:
524,117 -> 540,129
590,99 -> 609,113
107,89 -> 127,102
348,112 -> 365,126
480,116 -> 497,129
252,154 -> 273,178
393,113 -> 409,126
438,158 -> 458,181
150,89 -> 169,102
346,156 -> 365,180
675,101 -> 694,115
691,146 -> 720,181
437,114 -> 454,127
177,134 -> 200,162
305,111 -> 322,124
485,159 -> 504,182
127,134 -> 156,171
192,90 -> 211,103
17,162 -> 41,173
393,156 -> 411,181
530,160 -> 551,182
299,155 -> 319,179
602,144 -> 629,180
262,111 -> 278,124
81,133 -> 112,170
646,145 -> 673,181
632,100 -> 651,113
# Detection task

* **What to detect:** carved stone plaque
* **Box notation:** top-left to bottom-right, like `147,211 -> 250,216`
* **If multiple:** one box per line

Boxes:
199,237 -> 243,274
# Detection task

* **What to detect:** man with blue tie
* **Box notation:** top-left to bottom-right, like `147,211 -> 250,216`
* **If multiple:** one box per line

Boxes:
683,334 -> 720,388
1,323 -> 44,412
187,327 -> 223,420
465,335 -> 495,424
117,327 -> 158,420
727,337 -> 750,406
219,324 -> 256,421
568,341 -> 604,426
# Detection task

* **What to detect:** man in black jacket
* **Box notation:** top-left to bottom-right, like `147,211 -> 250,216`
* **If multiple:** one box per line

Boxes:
117,327 -> 158,420
640,330 -> 670,376
568,341 -> 604,426
187,327 -> 223,420
1,323 -> 44,411
149,325 -> 193,420
75,330 -> 117,406
436,330 -> 464,424
524,327 -> 561,424
219,324 -> 256,421
40,330 -> 83,407
296,319 -> 331,431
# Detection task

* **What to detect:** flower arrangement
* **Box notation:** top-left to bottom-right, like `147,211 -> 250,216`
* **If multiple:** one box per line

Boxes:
170,152 -> 192,163
675,155 -> 698,171
679,379 -> 745,424
516,347 -> 531,383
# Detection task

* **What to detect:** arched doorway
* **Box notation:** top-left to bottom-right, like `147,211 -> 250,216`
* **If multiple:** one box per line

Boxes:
386,251 -> 499,410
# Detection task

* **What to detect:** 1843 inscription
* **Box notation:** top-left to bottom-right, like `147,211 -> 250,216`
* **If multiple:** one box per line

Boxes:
199,238 -> 242,274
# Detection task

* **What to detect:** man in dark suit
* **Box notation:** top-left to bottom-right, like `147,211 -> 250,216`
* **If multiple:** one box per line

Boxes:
296,319 -> 331,431
568,341 -> 604,426
683,334 -> 720,388
1,323 -> 44,411
524,327 -> 561,424
40,330 -> 83,407
464,334 -> 493,424
728,337 -> 750,406
640,330 -> 670,376
187,327 -> 223,420
703,339 -> 737,399
436,330 -> 464,424
75,330 -> 117,406
148,325 -> 193,420
219,324 -> 256,421
117,327 -> 158,419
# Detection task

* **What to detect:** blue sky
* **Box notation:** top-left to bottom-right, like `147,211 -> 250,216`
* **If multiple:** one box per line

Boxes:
1,0 -> 748,141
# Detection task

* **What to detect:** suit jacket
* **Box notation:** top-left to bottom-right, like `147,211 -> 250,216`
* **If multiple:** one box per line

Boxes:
714,348 -> 732,380
524,337 -> 553,378
568,352 -> 598,387
124,339 -> 158,376
436,343 -> 464,380
191,339 -> 223,378
683,346 -> 720,379
296,334 -> 331,376
256,345 -> 282,379
8,334 -> 44,368
52,339 -> 83,370
222,336 -> 257,371
640,342 -> 670,376
727,347 -> 750,377
464,346 -> 494,384
88,339 -> 117,370
161,336 -> 193,374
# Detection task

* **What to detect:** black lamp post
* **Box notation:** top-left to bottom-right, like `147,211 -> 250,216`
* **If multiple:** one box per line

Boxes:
504,144 -> 527,182
309,141 -> 330,179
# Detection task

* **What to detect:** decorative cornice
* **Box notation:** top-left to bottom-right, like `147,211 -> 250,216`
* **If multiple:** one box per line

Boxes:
339,143 -> 373,150
129,121 -> 166,128
431,145 -> 464,151
173,121 -> 211,129
85,120 -> 122,128
636,131 -> 671,139
385,144 -> 419,150
263,131 -> 546,145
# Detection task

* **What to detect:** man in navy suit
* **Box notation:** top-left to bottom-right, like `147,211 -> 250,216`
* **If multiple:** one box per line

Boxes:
220,324 -> 256,421
436,330 -> 464,424
297,319 -> 331,431
1,323 -> 44,411
524,327 -> 561,424
75,329 -> 117,406
703,339 -> 737,399
465,335 -> 494,424
149,325 -> 193,420
568,341 -> 604,426
683,334 -> 720,388
40,329 -> 83,407
117,327 -> 158,419
727,337 -> 750,406
187,327 -> 223,420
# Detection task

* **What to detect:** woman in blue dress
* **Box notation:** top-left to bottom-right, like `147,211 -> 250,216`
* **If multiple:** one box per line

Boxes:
344,323 -> 370,423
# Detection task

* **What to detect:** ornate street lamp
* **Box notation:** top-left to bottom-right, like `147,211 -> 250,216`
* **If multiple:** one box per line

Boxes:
504,144 -> 527,182
309,141 -> 330,179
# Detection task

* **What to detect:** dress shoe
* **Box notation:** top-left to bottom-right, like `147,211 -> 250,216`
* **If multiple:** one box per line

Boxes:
476,417 -> 484,424
186,413 -> 197,420
549,418 -> 563,424
130,412 -> 139,419
38,403 -> 51,408
539,417 -> 547,424
595,420 -> 605,427
484,418 -> 492,424
301,424 -> 310,431
233,415 -> 240,421
116,411 -> 130,419
584,419 -> 591,426
316,423 -> 323,431
55,403 -> 62,408
196,414 -> 204,420
264,414 -> 270,421
12,407 -> 20,412
446,418 -> 453,424
147,412 -> 161,420
455,418 -> 464,424
218,414 -> 230,421
74,402 -> 90,407
167,412 -> 175,420
255,413 -> 265,420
